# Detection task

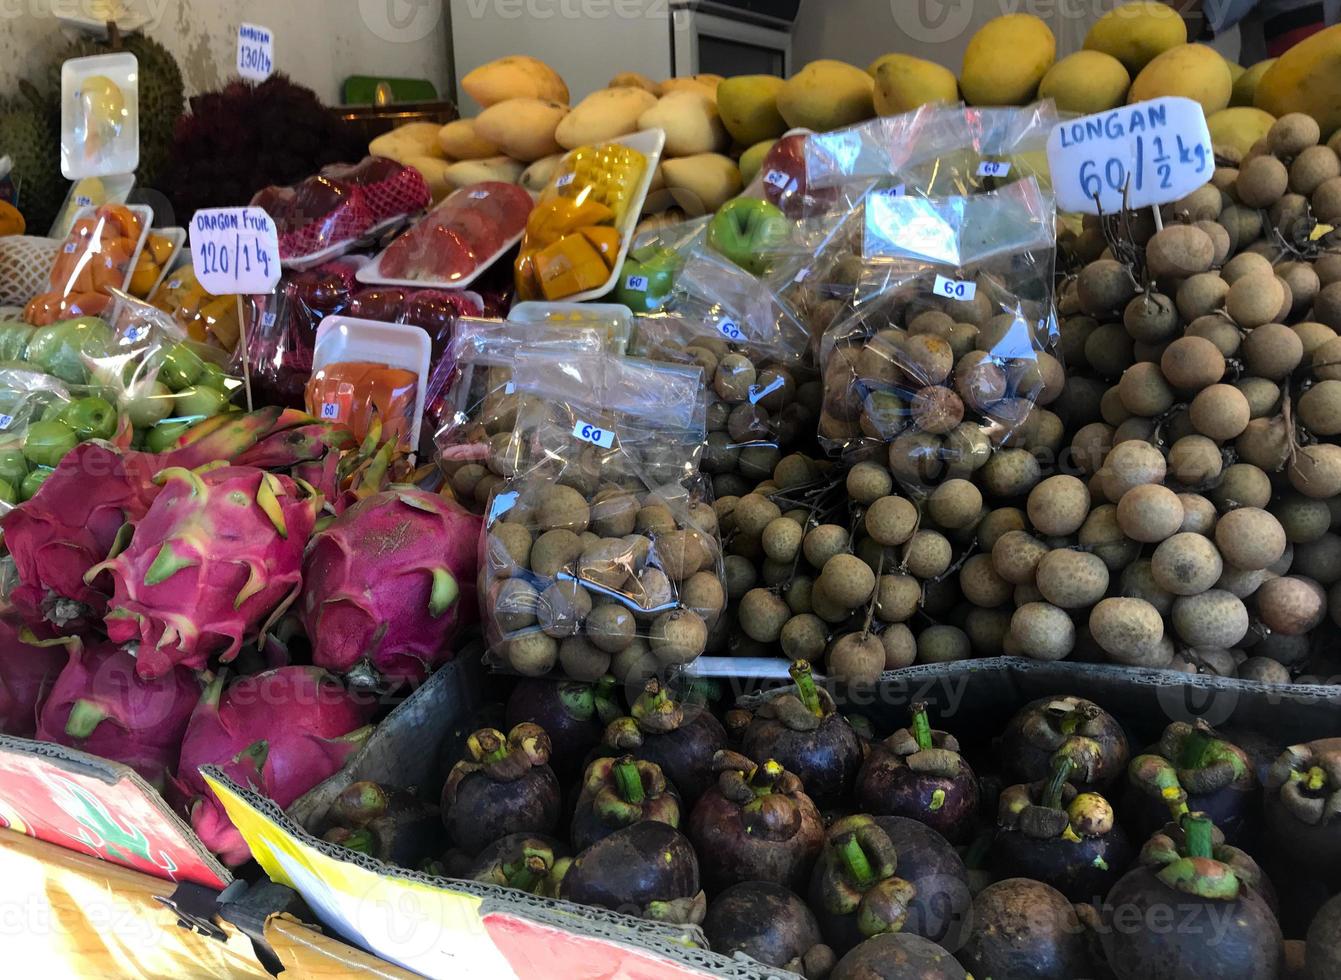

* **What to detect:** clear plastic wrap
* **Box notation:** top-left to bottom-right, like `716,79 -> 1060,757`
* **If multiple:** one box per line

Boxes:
24,204 -> 151,326
895,102 -> 1060,200
432,316 -> 608,511
614,215 -> 711,314
358,181 -> 534,288
0,366 -> 80,507
817,177 -> 1061,493
150,264 -> 251,353
480,350 -> 723,682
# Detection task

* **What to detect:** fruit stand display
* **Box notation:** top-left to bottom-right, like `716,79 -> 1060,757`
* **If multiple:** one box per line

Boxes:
2,4 -> 1341,978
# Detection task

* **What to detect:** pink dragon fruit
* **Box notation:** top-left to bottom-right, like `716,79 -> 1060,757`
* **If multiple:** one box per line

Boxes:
0,408 -> 307,629
87,466 -> 321,680
0,621 -> 68,737
33,634 -> 201,789
299,488 -> 480,688
173,666 -> 374,866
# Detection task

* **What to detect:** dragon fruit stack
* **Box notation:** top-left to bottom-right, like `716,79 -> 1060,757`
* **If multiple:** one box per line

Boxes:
172,666 -> 374,866
0,621 -> 68,738
300,488 -> 480,688
34,635 -> 201,789
87,466 -> 321,680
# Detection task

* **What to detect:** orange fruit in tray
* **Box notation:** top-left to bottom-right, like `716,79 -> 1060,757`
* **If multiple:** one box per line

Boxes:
146,233 -> 175,266
98,203 -> 141,241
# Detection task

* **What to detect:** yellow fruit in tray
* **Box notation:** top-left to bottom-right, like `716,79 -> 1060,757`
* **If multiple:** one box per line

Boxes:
476,98 -> 568,162
778,60 -> 875,132
960,14 -> 1056,106
1130,43 -> 1233,114
1084,2 -> 1187,74
870,54 -> 959,116
1255,25 -> 1341,137
463,56 -> 569,108
639,91 -> 728,157
146,232 -> 174,266
437,119 -> 499,160
717,75 -> 786,146
1039,51 -> 1131,114
556,88 -> 658,151
1233,59 -> 1275,107
128,252 -> 158,296
1208,107 -> 1277,163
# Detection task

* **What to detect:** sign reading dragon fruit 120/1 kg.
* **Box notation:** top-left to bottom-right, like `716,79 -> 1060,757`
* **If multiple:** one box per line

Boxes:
190,207 -> 281,295
1047,96 -> 1213,215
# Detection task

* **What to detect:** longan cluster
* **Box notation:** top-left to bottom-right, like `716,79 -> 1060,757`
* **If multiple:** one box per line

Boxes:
484,477 -> 726,681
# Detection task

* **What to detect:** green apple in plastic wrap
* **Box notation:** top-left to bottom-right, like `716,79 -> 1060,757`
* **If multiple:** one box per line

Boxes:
0,323 -> 35,363
0,448 -> 28,488
198,362 -> 231,391
24,317 -> 114,386
22,419 -> 78,468
125,381 -> 174,428
0,478 -> 15,506
706,197 -> 790,276
57,396 -> 118,440
174,385 -> 230,420
145,420 -> 192,454
615,246 -> 681,313
20,467 -> 52,500
158,343 -> 205,391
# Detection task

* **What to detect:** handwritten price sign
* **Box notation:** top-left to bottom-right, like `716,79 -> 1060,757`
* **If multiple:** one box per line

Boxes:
1047,97 -> 1213,214
189,207 -> 281,295
237,23 -> 274,81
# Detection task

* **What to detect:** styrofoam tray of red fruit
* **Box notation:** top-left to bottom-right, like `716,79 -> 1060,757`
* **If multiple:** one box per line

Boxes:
356,182 -> 535,292
250,157 -> 431,271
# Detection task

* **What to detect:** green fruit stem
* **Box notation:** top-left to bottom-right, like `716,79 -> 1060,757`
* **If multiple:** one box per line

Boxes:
507,855 -> 547,893
791,660 -> 822,717
1179,724 -> 1214,770
838,833 -> 876,890
614,757 -> 645,804
64,699 -> 106,740
469,729 -> 509,766
750,759 -> 784,795
1182,813 -> 1214,859
1044,754 -> 1075,811
342,829 -> 374,854
911,702 -> 933,752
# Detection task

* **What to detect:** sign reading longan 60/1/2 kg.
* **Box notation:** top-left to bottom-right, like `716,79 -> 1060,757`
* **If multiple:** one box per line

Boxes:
1047,97 -> 1213,215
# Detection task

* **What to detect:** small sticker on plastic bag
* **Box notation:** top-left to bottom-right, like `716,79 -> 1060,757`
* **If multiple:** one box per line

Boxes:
0,414 -> 13,430
124,325 -> 149,343
556,173 -> 576,189
319,402 -> 341,421
764,169 -> 791,190
717,319 -> 745,342
933,275 -> 977,301
503,381 -> 516,395
573,419 -> 615,449
468,190 -> 489,199
624,274 -> 649,292
978,160 -> 1011,178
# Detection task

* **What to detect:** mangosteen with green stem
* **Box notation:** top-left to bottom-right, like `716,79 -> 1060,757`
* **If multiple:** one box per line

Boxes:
992,754 -> 1134,904
831,933 -> 968,980
703,881 -> 836,978
463,833 -> 569,897
441,723 -> 561,856
807,814 -> 920,956
506,675 -> 619,781
600,678 -> 726,806
1124,720 -> 1258,846
570,755 -> 680,851
319,781 -> 442,868
998,695 -> 1129,791
687,750 -> 824,894
1263,737 -> 1341,888
956,877 -> 1098,980
1100,813 -> 1282,980
740,659 -> 864,807
854,702 -> 980,844
557,819 -> 706,924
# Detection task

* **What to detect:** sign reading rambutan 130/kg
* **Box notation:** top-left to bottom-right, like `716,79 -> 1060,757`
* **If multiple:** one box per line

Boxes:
1047,97 -> 1214,215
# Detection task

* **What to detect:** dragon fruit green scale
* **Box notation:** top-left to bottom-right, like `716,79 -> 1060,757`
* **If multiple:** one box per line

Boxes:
87,466 -> 321,680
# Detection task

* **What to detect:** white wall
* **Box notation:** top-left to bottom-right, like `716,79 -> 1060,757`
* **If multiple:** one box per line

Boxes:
0,0 -> 452,104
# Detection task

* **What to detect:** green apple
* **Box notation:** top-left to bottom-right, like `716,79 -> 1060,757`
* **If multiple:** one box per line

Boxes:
158,343 -> 205,391
706,197 -> 790,276
58,396 -> 118,440
20,467 -> 51,500
124,382 -> 174,428
198,362 -> 232,391
22,419 -> 78,468
0,478 -> 15,506
173,384 -> 231,420
615,246 -> 681,313
0,448 -> 28,488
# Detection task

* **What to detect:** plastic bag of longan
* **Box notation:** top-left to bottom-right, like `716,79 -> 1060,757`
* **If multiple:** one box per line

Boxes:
893,102 -> 1060,201
432,317 -> 608,512
816,176 -> 1064,497
479,349 -> 727,685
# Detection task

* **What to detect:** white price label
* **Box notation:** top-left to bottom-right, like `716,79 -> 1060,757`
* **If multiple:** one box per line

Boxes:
74,195 -> 93,207
933,275 -> 976,301
262,311 -> 277,328
977,160 -> 1011,178
573,419 -> 615,449
503,381 -> 516,395
890,183 -> 906,197
237,23 -> 274,81
63,242 -> 76,254
764,169 -> 791,190
0,414 -> 13,430
468,189 -> 489,199
555,173 -> 576,188
717,320 -> 744,342
1047,97 -> 1213,214
190,207 -> 281,295
166,279 -> 182,291
124,325 -> 149,343
319,402 -> 340,420
624,274 -> 649,292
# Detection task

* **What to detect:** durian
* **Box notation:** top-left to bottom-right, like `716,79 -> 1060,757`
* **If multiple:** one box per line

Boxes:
0,84 -> 65,233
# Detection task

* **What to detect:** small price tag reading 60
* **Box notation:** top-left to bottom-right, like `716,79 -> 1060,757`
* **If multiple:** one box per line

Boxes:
717,319 -> 745,342
573,420 -> 615,449
1047,96 -> 1213,214
933,275 -> 977,301
190,207 -> 282,295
